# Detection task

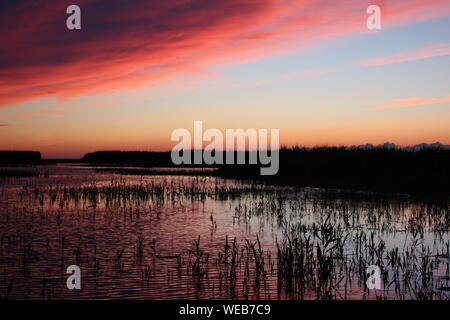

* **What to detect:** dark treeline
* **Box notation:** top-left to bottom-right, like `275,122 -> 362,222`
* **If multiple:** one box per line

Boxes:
81,148 -> 450,196
0,151 -> 41,165
218,147 -> 450,197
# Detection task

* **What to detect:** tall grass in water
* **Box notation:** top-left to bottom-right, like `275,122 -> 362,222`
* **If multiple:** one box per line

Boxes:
1,172 -> 448,300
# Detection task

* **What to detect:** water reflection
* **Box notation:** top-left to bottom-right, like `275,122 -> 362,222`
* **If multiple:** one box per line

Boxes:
0,164 -> 448,300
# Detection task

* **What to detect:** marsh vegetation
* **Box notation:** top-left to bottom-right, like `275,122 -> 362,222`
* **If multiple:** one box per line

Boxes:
0,164 -> 448,300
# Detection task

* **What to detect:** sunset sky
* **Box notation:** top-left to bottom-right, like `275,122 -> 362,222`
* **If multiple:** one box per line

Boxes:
1,0 -> 450,158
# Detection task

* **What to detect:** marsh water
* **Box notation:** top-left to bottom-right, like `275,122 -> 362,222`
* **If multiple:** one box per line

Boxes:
0,164 -> 448,300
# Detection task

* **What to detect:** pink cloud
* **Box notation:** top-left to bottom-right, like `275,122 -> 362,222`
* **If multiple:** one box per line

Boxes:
0,0 -> 449,107
0,123 -> 10,127
374,94 -> 450,109
15,106 -> 80,117
360,42 -> 450,66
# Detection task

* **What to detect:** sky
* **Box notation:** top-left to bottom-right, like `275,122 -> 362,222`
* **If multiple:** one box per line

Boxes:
0,0 -> 449,158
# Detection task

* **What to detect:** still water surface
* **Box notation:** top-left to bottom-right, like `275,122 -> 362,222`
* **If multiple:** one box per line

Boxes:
0,164 -> 448,299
